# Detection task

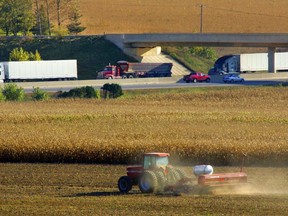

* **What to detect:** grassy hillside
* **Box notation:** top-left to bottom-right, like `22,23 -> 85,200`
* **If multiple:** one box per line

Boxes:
163,46 -> 215,73
0,36 -> 136,80
79,0 -> 288,34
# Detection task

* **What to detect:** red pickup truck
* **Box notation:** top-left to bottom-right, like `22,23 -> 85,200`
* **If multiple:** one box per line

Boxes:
183,72 -> 211,83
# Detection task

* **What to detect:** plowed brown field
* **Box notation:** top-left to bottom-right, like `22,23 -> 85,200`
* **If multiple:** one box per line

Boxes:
1,163 -> 288,215
79,0 -> 288,34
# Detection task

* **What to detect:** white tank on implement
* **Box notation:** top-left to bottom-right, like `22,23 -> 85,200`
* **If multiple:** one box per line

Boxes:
193,165 -> 213,176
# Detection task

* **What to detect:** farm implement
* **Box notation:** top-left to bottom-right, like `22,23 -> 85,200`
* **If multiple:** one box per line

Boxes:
118,152 -> 247,194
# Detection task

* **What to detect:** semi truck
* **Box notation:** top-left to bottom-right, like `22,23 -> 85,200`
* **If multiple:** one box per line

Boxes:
97,61 -> 172,79
209,52 -> 288,75
0,60 -> 78,82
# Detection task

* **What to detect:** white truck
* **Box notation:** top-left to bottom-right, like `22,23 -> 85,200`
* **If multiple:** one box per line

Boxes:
210,52 -> 288,74
0,60 -> 77,82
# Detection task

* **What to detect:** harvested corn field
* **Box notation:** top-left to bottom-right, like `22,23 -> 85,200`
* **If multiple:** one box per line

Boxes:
0,86 -> 287,166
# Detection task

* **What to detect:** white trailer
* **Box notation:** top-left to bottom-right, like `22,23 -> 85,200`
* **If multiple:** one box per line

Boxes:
240,52 -> 288,72
0,60 -> 77,82
240,53 -> 268,72
275,52 -> 288,71
213,52 -> 288,74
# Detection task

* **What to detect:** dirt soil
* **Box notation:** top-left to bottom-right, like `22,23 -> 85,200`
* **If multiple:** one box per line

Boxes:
1,163 -> 288,215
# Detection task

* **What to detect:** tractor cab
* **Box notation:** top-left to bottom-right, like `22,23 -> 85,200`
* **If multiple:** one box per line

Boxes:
126,153 -> 170,179
119,153 -> 171,193
143,152 -> 170,170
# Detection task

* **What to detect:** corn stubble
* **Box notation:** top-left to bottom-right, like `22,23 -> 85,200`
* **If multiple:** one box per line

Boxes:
0,87 -> 287,165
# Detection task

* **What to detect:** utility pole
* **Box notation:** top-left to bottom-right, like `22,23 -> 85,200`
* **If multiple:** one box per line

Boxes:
200,4 -> 203,33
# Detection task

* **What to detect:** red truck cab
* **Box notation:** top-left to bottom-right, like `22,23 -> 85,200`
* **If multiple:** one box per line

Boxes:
97,64 -> 121,79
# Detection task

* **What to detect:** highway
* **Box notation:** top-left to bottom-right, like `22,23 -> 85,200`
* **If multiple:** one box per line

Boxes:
121,80 -> 286,90
9,76 -> 287,93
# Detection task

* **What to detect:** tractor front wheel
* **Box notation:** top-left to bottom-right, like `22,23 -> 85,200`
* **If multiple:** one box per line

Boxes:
139,171 -> 158,193
118,176 -> 132,193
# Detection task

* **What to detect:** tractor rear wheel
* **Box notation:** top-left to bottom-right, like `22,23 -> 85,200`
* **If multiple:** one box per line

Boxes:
118,176 -> 132,193
155,171 -> 167,193
139,171 -> 158,193
167,167 -> 181,184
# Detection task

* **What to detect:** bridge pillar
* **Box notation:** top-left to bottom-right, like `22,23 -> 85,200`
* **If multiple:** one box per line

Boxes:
268,47 -> 276,73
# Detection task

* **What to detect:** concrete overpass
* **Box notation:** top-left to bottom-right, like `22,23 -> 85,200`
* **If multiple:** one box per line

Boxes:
106,33 -> 288,73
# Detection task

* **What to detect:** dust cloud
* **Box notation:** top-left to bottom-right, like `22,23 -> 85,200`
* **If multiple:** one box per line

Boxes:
174,166 -> 288,196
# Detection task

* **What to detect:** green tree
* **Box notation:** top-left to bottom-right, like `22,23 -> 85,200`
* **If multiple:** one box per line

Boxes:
28,50 -> 42,61
3,83 -> 25,101
102,83 -> 123,99
34,50 -> 42,61
29,52 -> 35,61
9,48 -> 42,61
55,0 -> 73,29
189,47 -> 217,61
19,0 -> 34,35
44,0 -> 52,36
0,88 -> 6,101
32,87 -> 49,101
9,48 -> 29,61
67,2 -> 86,35
0,0 -> 11,35
32,4 -> 50,35
58,86 -> 98,99
34,0 -> 41,34
0,0 -> 34,36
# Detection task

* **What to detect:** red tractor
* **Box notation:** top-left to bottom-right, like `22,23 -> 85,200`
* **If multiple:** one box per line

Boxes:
118,152 -> 247,194
118,152 -> 188,193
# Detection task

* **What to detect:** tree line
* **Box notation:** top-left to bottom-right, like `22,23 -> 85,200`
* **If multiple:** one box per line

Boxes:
0,83 -> 123,102
0,0 -> 86,36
